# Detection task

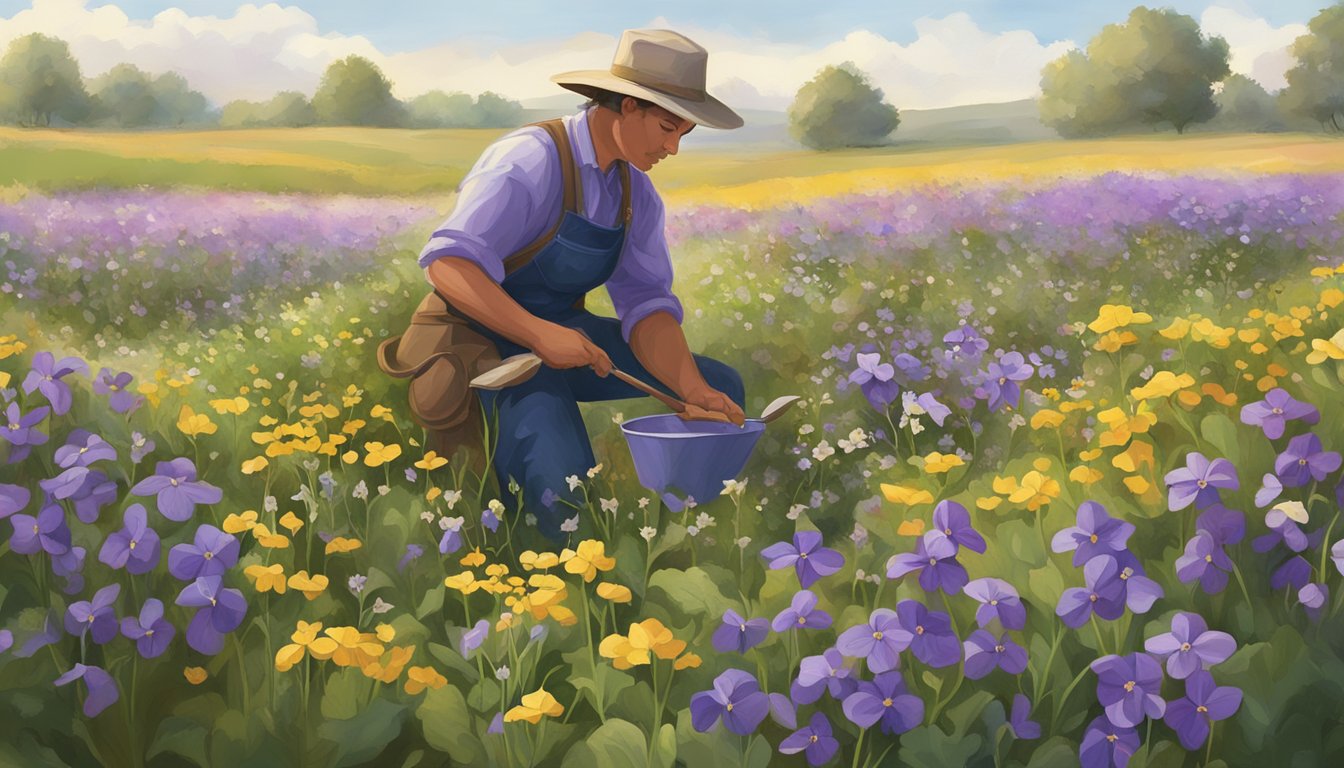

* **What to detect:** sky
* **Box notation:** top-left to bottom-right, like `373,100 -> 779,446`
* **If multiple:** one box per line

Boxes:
0,0 -> 1328,110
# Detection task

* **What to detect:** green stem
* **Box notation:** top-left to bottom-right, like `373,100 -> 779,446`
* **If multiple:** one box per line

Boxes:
1090,614 -> 1109,657
850,727 -> 867,768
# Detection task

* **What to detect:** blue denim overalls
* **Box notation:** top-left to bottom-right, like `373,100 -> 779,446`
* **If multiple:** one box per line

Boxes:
453,123 -> 745,542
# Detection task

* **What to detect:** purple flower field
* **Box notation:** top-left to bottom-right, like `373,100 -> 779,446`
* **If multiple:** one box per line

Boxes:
2,172 -> 1344,766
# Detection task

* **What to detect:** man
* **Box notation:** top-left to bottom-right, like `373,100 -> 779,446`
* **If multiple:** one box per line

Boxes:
418,29 -> 747,540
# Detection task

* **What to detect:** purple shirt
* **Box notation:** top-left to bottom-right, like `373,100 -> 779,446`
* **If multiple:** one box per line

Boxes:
419,107 -> 684,343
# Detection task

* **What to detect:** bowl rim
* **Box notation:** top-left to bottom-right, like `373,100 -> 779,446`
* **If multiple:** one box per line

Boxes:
619,412 -> 764,439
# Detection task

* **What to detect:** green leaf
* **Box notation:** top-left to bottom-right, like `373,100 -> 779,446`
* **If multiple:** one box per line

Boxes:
945,690 -> 995,740
743,735 -> 773,768
562,647 -> 635,714
466,679 -> 501,713
1028,564 -> 1066,608
898,725 -> 982,768
1200,413 -> 1241,465
146,717 -> 210,768
921,671 -> 943,694
653,723 -> 677,768
416,586 -> 444,620
561,718 -> 647,768
416,685 -> 487,765
649,522 -> 688,564
317,698 -> 405,767
648,566 -> 733,619
1024,736 -> 1079,767
321,667 -> 365,721
365,567 -> 397,596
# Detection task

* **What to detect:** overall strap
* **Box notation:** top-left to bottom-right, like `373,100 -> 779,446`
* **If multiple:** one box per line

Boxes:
618,159 -> 632,225
501,118 -> 582,275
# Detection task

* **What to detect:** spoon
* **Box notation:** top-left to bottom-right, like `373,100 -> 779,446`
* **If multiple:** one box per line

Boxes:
748,394 -> 801,424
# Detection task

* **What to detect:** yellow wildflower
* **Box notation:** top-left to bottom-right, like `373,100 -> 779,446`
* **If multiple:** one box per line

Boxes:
879,484 -> 935,505
1087,304 -> 1152,334
404,666 -> 448,694
561,539 -> 616,582
287,570 -> 329,600
504,688 -> 564,724
244,563 -> 287,594
222,509 -> 259,534
325,537 -> 363,555
177,404 -> 218,437
364,442 -> 402,467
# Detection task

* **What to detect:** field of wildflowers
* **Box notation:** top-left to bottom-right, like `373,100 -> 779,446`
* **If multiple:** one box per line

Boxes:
3,171 -> 1344,767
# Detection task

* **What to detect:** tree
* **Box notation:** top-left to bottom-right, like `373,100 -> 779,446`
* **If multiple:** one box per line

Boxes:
258,91 -> 316,127
1211,75 -> 1284,132
88,64 -> 158,128
407,90 -> 474,127
1039,7 -> 1230,136
150,71 -> 209,126
0,33 -> 89,126
472,91 -> 523,128
312,55 -> 404,127
787,63 -> 899,150
1279,4 -> 1344,132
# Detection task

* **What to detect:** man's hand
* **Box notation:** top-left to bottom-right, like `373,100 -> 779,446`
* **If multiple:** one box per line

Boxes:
531,326 -> 613,376
679,386 -> 746,426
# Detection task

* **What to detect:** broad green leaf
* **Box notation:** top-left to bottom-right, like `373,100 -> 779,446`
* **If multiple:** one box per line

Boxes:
416,586 -> 444,620
1028,564 -> 1066,608
146,717 -> 210,768
653,723 -> 677,768
648,566 -> 733,619
1199,413 -> 1241,465
321,667 -> 365,721
560,718 -> 647,768
416,685 -> 487,765
317,699 -> 405,767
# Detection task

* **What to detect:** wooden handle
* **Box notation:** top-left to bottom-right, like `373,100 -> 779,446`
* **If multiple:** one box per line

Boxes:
607,366 -> 687,413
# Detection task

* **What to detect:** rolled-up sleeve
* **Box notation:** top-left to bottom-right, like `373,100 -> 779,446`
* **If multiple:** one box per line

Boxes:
606,175 -> 684,343
418,129 -> 552,283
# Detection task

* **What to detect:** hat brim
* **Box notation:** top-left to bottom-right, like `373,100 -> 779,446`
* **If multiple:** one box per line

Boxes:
550,70 -> 743,130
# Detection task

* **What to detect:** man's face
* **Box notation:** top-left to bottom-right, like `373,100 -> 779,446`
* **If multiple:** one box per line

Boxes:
614,99 -> 695,172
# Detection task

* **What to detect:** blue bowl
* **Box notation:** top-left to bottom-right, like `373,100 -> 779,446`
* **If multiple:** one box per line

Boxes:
620,414 -> 765,512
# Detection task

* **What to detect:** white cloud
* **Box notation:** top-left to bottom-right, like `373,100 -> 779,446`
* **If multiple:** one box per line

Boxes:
1200,6 -> 1307,92
0,1 -> 1313,110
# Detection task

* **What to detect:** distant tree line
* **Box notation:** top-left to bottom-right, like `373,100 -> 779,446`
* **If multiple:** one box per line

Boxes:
1039,4 -> 1344,137
0,34 -> 524,129
787,3 -> 1344,150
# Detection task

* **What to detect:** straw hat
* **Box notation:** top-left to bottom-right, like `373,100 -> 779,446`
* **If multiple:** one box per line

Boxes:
551,29 -> 743,129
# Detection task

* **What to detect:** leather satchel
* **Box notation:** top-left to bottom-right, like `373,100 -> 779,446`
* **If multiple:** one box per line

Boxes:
376,118 -> 624,470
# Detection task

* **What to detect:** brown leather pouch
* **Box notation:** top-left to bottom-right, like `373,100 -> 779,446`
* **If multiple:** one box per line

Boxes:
378,117 -> 633,468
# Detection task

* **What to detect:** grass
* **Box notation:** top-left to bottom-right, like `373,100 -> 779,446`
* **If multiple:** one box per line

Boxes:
1,125 -> 1342,203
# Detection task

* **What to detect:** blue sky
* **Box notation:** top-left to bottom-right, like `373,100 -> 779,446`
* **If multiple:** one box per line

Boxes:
0,0 -> 1330,53
0,1 -> 1326,108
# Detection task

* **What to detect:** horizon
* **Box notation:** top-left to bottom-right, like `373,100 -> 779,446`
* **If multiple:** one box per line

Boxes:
0,0 -> 1326,112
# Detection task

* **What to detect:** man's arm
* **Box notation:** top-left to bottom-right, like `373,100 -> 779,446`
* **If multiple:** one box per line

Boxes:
629,310 -> 744,425
426,259 -> 612,375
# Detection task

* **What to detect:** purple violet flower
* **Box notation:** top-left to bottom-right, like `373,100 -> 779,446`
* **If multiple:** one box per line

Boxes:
1163,452 -> 1239,512
1163,670 -> 1242,750
835,608 -> 911,674
175,575 -> 247,655
120,598 -> 175,658
1057,555 -> 1127,627
898,598 -> 961,668
22,351 -> 89,415
167,524 -> 239,581
1079,715 -> 1139,768
10,500 -> 71,555
962,630 -> 1028,679
760,530 -> 845,589
93,368 -> 140,414
98,504 -> 161,575
790,648 -> 857,705
886,530 -> 969,594
1008,694 -> 1041,739
1143,612 -> 1236,679
0,482 -> 31,519
841,670 -> 924,734
983,351 -> 1033,412
964,577 -> 1026,630
1175,531 -> 1234,594
771,590 -> 833,632
1091,652 -> 1166,728
64,584 -> 121,644
130,458 -> 223,521
932,500 -> 986,553
690,668 -> 769,735
849,352 -> 901,410
1051,501 -> 1135,567
1274,433 -> 1341,488
54,663 -> 119,717
713,608 -> 770,654
1,402 -> 50,464
1239,388 -> 1319,440
779,712 -> 839,766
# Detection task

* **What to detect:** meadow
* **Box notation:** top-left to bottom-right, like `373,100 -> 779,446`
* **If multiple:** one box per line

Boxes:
1,128 -> 1344,767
